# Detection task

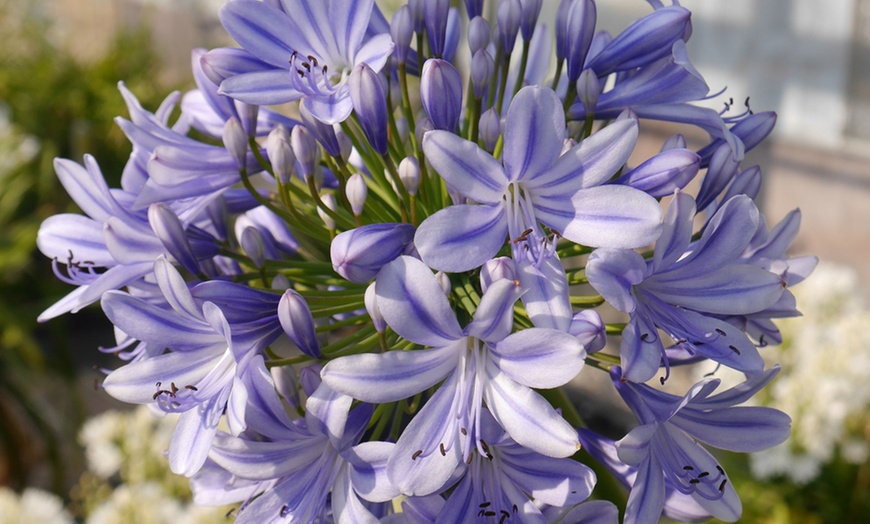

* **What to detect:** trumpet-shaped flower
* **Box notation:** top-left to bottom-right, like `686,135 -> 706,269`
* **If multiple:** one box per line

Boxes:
321,256 -> 590,495
217,0 -> 394,125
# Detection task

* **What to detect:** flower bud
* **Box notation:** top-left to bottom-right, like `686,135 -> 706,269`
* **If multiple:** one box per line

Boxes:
240,226 -> 266,268
331,223 -> 416,283
722,165 -> 762,202
291,125 -> 320,179
317,193 -> 338,230
576,68 -> 601,112
349,63 -> 388,155
554,0 -> 572,62
398,156 -> 420,195
421,59 -> 463,132
569,309 -> 606,353
424,0 -> 451,57
279,290 -> 321,357
497,0 -> 522,54
222,117 -> 248,169
468,16 -> 491,55
148,203 -> 201,276
661,133 -> 687,151
697,143 -> 739,209
408,0 -> 425,34
271,273 -> 290,290
480,256 -> 516,293
519,0 -> 543,41
266,124 -> 296,184
300,99 -> 341,158
479,108 -> 501,152
364,283 -> 386,333
565,0 -> 597,82
391,5 -> 414,64
346,173 -> 368,216
471,49 -> 495,99
236,103 -> 259,139
613,148 -> 701,198
336,127 -> 353,163
464,0 -> 484,19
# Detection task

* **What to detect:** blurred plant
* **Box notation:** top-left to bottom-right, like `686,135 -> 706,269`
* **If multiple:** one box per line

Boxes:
698,262 -> 870,523
69,406 -> 231,523
0,0 -> 177,493
0,486 -> 73,524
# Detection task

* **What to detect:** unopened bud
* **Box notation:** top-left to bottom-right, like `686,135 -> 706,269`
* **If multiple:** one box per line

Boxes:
497,0 -> 522,54
291,125 -> 320,179
266,124 -> 296,184
435,271 -> 451,296
479,108 -> 501,152
391,5 -> 414,64
279,289 -> 321,357
661,133 -> 687,152
480,256 -> 516,293
398,156 -> 420,195
317,193 -> 338,230
519,0 -> 543,41
424,0 -> 450,57
468,16 -> 491,55
576,68 -> 601,111
364,283 -> 386,333
421,59 -> 463,132
349,63 -> 389,155
223,117 -> 248,168
346,173 -> 368,216
471,49 -> 495,99
239,226 -> 266,268
331,223 -> 417,283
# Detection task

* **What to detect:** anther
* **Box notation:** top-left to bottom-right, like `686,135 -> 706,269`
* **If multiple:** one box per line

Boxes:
715,328 -> 727,336
308,55 -> 317,66
683,465 -> 694,471
440,443 -> 447,456
411,450 -> 423,460
484,511 -> 496,517
729,344 -> 741,355
719,479 -> 728,491
716,465 -> 725,475
301,62 -> 311,72
698,471 -> 710,478
280,504 -> 290,517
479,502 -> 492,508
460,427 -> 468,435
185,385 -> 198,391
689,478 -> 700,484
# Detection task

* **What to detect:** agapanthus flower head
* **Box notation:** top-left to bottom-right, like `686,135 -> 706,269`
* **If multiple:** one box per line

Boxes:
37,1 -> 812,522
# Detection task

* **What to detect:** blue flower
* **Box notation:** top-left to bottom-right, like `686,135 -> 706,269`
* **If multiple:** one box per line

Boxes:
217,0 -> 394,125
321,256 -> 589,495
610,365 -> 790,523
587,192 -> 786,382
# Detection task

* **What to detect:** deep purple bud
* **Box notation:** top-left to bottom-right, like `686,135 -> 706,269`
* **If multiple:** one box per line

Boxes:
331,223 -> 417,283
346,173 -> 368,215
497,0 -> 522,54
519,0 -> 543,41
697,143 -> 740,209
424,0 -> 450,57
723,165 -> 762,202
391,5 -> 414,64
465,0 -> 484,19
408,0 -> 426,34
291,125 -> 320,179
569,310 -> 606,353
317,193 -> 338,230
576,68 -> 601,111
364,283 -> 386,333
612,149 -> 701,198
565,0 -> 597,82
480,256 -> 516,293
398,156 -> 421,195
278,290 -> 321,357
586,6 -> 692,76
266,124 -> 296,184
479,108 -> 501,152
239,226 -> 266,268
421,59 -> 463,131
222,117 -> 248,168
349,63 -> 389,155
554,0 -> 573,62
148,204 -> 200,276
661,133 -> 687,151
299,98 -> 341,158
468,16 -> 491,55
471,49 -> 495,99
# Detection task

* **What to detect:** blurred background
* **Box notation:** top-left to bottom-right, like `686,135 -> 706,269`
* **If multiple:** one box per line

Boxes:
0,0 -> 867,522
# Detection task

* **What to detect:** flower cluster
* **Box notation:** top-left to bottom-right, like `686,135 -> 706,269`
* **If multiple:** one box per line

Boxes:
38,0 -> 813,522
